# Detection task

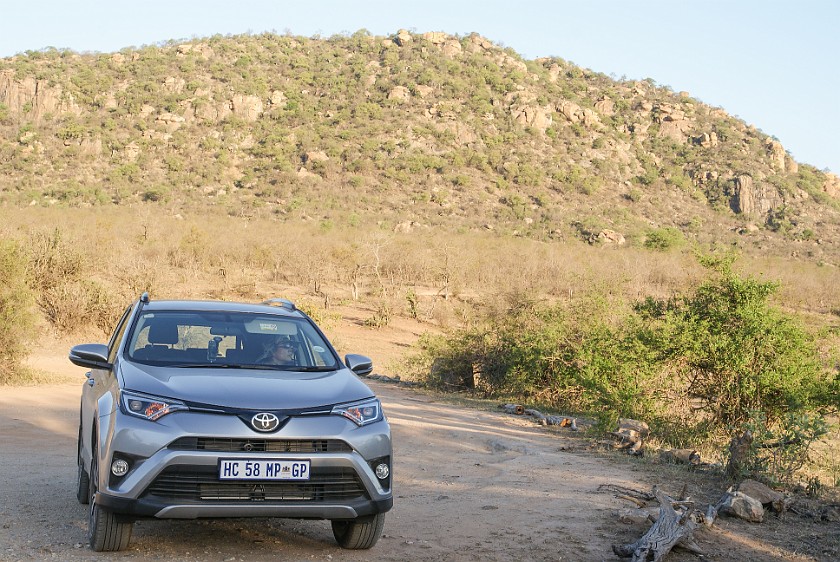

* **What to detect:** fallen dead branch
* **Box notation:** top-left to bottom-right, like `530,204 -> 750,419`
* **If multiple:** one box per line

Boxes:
659,449 -> 701,465
598,484 -> 656,508
609,418 -> 649,455
612,487 -> 715,562
499,404 -> 579,429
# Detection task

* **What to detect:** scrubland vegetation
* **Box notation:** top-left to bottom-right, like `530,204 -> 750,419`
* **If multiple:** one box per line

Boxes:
0,206 -> 838,491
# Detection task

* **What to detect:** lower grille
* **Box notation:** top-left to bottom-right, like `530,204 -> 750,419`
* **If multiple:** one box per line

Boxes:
144,466 -> 368,502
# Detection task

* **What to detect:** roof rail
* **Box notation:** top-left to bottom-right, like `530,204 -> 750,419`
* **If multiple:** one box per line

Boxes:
139,292 -> 150,304
261,298 -> 297,311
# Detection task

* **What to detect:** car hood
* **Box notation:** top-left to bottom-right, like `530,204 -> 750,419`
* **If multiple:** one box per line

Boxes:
118,361 -> 375,410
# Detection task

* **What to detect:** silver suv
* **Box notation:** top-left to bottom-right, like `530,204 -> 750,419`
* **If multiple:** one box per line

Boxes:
70,294 -> 392,552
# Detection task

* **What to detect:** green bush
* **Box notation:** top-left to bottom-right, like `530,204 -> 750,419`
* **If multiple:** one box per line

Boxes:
0,239 -> 37,382
728,410 -> 828,485
407,255 -> 834,479
643,227 -> 684,251
635,255 -> 829,431
405,293 -> 655,425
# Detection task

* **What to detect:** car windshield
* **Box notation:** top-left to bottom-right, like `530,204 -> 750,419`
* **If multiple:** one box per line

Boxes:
125,310 -> 339,370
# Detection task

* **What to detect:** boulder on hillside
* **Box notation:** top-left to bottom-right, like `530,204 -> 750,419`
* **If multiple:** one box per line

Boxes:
589,229 -> 626,246
823,172 -> 840,198
388,86 -> 411,102
441,39 -> 463,57
304,151 -> 329,164
394,29 -> 413,46
594,97 -> 615,115
693,131 -> 719,147
163,76 -> 186,93
465,33 -> 495,53
231,94 -> 263,121
658,117 -> 692,142
414,85 -> 433,98
422,32 -> 449,44
510,103 -> 553,131
269,90 -> 287,106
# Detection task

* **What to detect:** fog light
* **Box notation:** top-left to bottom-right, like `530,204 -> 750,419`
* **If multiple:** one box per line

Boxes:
375,463 -> 390,480
111,459 -> 129,477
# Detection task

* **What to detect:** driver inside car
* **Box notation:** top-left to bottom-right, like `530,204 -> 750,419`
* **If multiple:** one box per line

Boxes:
260,337 -> 297,366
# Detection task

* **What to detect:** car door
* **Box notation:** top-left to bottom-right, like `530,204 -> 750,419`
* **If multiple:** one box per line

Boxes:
80,305 -> 132,466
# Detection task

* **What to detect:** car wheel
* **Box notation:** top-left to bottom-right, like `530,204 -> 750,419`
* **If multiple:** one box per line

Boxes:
331,513 -> 385,549
76,427 -> 90,504
88,440 -> 132,552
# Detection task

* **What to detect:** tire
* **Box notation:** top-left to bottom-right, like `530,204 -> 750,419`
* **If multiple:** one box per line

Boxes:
76,427 -> 90,504
331,513 -> 385,549
88,440 -> 132,552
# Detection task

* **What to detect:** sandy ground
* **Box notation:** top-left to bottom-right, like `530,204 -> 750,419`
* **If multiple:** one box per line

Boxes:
1,311 -> 838,561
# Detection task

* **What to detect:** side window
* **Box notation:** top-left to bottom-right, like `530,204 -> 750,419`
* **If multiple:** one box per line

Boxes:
107,306 -> 133,363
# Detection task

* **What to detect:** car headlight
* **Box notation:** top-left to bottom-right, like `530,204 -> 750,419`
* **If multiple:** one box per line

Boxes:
331,398 -> 383,427
121,391 -> 188,421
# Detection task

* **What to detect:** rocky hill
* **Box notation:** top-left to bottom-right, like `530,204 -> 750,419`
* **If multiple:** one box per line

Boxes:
1,29 -> 838,259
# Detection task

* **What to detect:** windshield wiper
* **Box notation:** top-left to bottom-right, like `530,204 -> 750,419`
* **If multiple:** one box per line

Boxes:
166,363 -> 335,371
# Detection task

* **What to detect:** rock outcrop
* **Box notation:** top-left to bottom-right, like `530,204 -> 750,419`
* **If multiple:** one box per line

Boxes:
731,175 -> 783,216
0,70 -> 82,122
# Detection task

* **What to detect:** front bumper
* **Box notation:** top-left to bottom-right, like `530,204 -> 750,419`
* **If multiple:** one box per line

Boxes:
97,410 -> 393,520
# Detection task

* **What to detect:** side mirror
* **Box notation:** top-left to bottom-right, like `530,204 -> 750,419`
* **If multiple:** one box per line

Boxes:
344,354 -> 373,376
69,344 -> 112,370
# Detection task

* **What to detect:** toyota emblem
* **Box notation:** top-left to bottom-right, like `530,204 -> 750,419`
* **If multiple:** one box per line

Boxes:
251,412 -> 280,432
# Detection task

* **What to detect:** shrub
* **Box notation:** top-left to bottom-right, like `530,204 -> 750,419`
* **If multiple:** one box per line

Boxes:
407,254 -> 834,480
0,239 -> 37,382
23,228 -> 121,334
643,227 -> 684,251
727,410 -> 828,485
634,255 -> 830,432
405,292 -> 654,425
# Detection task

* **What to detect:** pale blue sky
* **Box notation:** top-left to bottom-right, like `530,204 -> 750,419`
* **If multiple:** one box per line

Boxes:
1,0 -> 837,173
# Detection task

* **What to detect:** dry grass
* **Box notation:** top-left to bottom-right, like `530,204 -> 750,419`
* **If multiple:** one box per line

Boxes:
4,205 -> 840,332
2,205 -> 838,491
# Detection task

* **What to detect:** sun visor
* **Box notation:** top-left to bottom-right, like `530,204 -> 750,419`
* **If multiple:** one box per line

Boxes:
244,318 -> 298,335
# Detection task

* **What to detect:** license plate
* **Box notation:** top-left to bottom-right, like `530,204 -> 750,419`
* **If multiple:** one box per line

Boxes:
218,459 -> 310,481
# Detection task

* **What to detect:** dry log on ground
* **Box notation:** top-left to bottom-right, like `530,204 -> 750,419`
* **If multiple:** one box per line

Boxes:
501,403 -> 524,415
523,408 -> 577,428
500,404 -> 579,429
612,488 -> 714,562
659,449 -> 701,465
613,488 -> 717,562
618,418 -> 650,437
609,418 -> 650,455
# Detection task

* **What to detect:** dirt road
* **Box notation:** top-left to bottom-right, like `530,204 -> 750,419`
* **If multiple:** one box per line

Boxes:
1,377 -> 838,562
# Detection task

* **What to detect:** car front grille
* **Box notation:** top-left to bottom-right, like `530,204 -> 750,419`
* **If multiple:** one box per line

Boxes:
168,437 -> 352,453
143,466 -> 368,502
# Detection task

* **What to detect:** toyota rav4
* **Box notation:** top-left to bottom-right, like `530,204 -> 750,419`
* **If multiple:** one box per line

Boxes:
70,294 -> 392,551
